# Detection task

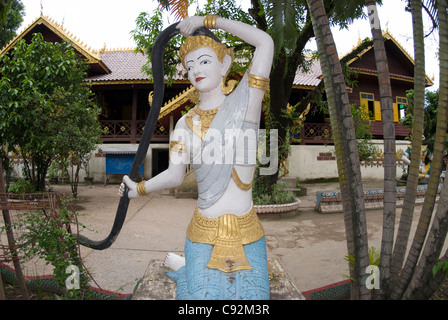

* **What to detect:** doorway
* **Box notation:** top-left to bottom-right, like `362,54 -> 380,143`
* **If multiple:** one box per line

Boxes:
152,148 -> 169,177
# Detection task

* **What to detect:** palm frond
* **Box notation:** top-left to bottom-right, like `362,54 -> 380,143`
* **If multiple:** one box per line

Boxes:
168,0 -> 189,20
423,0 -> 438,21
268,0 -> 298,56
422,0 -> 439,34
331,0 -> 368,29
156,0 -> 189,21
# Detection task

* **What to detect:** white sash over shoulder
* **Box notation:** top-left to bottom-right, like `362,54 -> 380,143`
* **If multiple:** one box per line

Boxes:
190,73 -> 254,209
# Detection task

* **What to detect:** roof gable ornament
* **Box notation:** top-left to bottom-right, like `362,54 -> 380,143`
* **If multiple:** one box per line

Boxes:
341,30 -> 434,87
0,15 -> 110,74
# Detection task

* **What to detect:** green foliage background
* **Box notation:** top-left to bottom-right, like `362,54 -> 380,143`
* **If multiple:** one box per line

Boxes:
0,33 -> 101,192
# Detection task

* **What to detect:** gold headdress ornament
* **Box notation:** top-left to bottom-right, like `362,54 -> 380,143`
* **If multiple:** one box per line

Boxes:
179,35 -> 235,69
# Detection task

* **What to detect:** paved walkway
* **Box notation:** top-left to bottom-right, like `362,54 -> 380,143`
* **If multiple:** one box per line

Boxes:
9,179 -> 446,297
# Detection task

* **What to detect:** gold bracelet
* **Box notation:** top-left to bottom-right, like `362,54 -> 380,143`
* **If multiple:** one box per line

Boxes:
248,73 -> 270,91
170,141 -> 186,153
137,180 -> 147,197
204,15 -> 218,29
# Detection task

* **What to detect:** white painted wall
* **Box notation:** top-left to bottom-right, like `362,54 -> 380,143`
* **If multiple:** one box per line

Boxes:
8,140 -> 410,185
286,140 -> 410,182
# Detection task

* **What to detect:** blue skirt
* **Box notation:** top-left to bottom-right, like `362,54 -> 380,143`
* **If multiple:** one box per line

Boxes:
166,237 -> 270,300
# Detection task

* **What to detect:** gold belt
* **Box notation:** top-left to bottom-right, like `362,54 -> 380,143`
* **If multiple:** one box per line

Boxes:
186,206 -> 264,273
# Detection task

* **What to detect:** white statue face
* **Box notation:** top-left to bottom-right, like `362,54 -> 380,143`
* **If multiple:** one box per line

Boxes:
185,46 -> 224,93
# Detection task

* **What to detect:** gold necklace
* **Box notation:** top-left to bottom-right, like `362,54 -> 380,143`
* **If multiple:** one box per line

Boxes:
185,105 -> 220,139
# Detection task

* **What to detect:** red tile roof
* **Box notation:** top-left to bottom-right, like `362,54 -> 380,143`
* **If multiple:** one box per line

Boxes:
293,59 -> 322,88
85,49 -> 323,87
85,50 -> 149,82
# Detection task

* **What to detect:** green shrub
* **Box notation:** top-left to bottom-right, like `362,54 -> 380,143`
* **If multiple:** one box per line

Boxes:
7,178 -> 35,194
11,198 -> 93,299
253,183 -> 296,205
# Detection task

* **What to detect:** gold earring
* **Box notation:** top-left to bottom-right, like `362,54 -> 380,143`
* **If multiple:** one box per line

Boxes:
221,78 -> 237,95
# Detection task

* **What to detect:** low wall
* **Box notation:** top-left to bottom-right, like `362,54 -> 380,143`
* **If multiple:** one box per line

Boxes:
8,140 -> 410,185
7,143 -> 169,185
287,140 -> 410,182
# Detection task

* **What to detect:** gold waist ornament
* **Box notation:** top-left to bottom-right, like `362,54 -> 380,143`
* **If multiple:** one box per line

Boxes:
186,206 -> 264,273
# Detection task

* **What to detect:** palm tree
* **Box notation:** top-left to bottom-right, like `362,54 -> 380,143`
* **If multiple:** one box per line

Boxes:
306,0 -> 370,300
400,0 -> 448,300
388,0 -> 437,300
388,2 -> 426,297
263,0 -> 372,187
364,0 -> 396,299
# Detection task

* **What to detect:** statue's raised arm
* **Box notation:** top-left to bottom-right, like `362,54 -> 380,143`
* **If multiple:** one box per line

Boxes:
177,16 -> 274,123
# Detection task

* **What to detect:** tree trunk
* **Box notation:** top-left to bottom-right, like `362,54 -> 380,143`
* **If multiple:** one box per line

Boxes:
364,0 -> 396,300
266,21 -> 314,185
405,169 -> 448,299
0,162 -> 29,299
269,49 -> 290,176
389,0 -> 426,299
307,0 -> 370,299
403,0 -> 448,300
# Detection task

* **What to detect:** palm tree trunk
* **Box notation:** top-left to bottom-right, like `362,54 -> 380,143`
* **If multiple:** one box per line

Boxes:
307,0 -> 370,299
405,167 -> 448,299
402,0 -> 448,300
389,0 -> 428,300
364,0 -> 396,300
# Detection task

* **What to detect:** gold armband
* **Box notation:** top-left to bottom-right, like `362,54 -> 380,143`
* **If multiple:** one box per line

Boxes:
248,73 -> 270,91
137,180 -> 147,197
170,141 -> 186,153
204,15 -> 218,29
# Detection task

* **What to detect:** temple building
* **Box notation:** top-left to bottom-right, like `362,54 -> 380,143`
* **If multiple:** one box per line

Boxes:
1,15 -> 434,182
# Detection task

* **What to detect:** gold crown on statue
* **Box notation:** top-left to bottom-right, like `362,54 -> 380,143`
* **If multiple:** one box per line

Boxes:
179,35 -> 234,68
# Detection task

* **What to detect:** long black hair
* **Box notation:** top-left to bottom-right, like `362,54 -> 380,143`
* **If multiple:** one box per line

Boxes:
78,23 -> 219,250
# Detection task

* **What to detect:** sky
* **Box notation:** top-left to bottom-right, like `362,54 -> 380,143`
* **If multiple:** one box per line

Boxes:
18,0 -> 439,89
